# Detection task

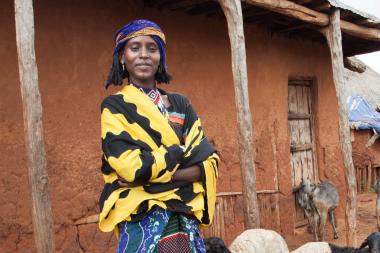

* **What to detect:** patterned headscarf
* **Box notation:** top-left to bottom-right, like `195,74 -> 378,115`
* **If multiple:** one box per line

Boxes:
113,19 -> 167,73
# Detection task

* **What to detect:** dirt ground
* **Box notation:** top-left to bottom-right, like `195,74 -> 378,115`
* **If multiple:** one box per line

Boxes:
286,193 -> 379,251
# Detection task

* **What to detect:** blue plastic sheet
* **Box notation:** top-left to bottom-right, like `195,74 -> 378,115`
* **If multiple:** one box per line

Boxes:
347,95 -> 380,134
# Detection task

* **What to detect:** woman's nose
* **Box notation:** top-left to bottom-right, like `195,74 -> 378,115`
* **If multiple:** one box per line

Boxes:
139,47 -> 149,58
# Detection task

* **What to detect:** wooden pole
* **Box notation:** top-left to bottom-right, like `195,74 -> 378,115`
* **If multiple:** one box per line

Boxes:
367,163 -> 372,192
242,0 -> 380,41
321,9 -> 357,246
218,0 -> 260,229
14,0 -> 55,252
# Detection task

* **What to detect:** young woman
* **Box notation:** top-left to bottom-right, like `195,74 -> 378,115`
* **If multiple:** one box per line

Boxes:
98,20 -> 219,253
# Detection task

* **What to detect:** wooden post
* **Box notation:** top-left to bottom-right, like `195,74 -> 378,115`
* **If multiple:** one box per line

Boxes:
14,0 -> 55,252
367,163 -> 372,192
321,9 -> 357,246
218,0 -> 260,228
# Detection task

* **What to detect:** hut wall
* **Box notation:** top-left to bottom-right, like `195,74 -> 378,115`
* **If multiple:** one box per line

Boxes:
352,130 -> 380,193
0,0 -> 346,251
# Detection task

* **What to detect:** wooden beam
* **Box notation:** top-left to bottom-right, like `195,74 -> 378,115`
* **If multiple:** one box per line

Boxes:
242,0 -> 380,41
243,0 -> 329,26
321,9 -> 357,246
14,0 -> 55,252
218,0 -> 260,229
340,20 -> 380,41
344,57 -> 366,73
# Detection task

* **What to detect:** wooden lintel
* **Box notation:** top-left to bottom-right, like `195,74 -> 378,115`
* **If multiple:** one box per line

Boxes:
218,0 -> 260,229
242,0 -> 380,41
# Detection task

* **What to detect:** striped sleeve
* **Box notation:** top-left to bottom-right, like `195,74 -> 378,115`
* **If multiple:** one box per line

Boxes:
101,96 -> 184,183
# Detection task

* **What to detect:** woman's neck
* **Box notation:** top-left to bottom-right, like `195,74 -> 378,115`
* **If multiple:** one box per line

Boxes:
129,78 -> 155,89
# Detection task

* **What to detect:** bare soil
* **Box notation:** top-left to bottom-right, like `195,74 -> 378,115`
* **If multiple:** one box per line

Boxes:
286,193 -> 379,251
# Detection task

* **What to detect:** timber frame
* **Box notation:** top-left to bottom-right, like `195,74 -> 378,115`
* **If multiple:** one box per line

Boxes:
15,0 -> 380,249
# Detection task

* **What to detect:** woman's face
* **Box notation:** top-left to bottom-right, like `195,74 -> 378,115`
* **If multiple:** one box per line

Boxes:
122,35 -> 160,85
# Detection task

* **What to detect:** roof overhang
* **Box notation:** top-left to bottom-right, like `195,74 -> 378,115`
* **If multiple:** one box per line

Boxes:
143,0 -> 380,56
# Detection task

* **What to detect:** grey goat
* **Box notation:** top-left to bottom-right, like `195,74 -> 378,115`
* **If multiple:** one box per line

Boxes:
294,178 -> 339,241
374,179 -> 380,232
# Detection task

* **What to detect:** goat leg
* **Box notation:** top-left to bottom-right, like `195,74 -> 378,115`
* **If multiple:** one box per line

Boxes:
329,209 -> 339,239
313,212 -> 320,241
318,210 -> 328,242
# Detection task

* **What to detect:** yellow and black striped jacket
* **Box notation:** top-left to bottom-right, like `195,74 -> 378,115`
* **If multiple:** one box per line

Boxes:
99,84 -> 219,233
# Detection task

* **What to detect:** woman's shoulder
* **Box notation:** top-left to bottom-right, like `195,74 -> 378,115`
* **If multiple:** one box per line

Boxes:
100,92 -> 125,111
164,91 -> 191,105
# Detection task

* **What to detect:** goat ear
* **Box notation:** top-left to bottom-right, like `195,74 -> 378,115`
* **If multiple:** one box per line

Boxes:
359,238 -> 369,248
293,185 -> 301,193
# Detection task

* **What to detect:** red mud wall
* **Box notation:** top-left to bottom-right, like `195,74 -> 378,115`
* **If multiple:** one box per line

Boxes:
0,0 -> 346,251
352,130 -> 380,168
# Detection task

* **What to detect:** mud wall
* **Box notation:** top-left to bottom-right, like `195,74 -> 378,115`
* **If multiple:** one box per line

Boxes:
0,0 -> 346,251
352,130 -> 380,167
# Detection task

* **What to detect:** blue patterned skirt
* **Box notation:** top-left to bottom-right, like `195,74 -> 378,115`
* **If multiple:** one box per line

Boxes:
116,207 -> 206,253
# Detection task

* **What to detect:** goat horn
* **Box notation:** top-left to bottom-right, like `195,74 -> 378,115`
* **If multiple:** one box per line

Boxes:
359,238 -> 369,248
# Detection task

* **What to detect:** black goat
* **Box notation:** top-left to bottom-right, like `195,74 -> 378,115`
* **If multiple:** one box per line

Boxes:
292,232 -> 380,253
359,231 -> 380,253
328,244 -> 369,253
204,237 -> 231,253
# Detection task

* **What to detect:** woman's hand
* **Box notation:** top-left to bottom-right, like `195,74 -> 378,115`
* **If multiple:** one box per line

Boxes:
117,175 -> 141,187
171,165 -> 201,183
117,164 -> 201,187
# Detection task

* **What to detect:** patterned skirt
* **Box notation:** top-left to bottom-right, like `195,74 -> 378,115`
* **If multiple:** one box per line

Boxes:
116,207 -> 206,253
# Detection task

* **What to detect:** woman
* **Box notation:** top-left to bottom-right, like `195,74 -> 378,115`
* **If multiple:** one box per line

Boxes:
98,19 -> 219,253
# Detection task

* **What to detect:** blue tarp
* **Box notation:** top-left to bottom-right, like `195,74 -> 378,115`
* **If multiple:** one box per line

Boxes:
347,95 -> 380,134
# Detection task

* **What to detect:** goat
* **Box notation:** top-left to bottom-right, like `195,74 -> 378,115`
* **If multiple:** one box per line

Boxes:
294,179 -> 339,241
204,237 -> 231,253
374,179 -> 380,232
205,229 -> 289,253
291,231 -> 380,253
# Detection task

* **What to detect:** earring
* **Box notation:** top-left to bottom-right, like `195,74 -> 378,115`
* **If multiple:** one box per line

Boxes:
121,62 -> 125,71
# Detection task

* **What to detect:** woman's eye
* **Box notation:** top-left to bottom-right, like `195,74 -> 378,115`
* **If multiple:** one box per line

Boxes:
149,47 -> 158,52
130,47 -> 139,52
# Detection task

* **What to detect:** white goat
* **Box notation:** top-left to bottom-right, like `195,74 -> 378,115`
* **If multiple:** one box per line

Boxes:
291,242 -> 331,253
228,229 -> 289,253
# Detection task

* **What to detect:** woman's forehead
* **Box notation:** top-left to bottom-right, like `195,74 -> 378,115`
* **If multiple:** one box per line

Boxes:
127,35 -> 157,45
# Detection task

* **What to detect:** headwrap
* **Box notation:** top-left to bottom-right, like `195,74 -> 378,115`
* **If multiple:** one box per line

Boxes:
113,19 -> 168,74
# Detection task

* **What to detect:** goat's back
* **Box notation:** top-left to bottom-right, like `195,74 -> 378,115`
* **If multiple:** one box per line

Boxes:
229,229 -> 289,253
291,242 -> 330,253
312,181 -> 339,208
